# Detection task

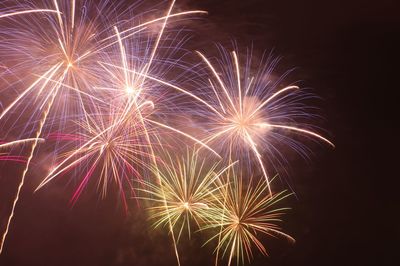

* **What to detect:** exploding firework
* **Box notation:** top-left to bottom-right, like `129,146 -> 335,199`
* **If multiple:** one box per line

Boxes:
0,0 -> 138,253
0,0 -> 209,256
0,0 -> 334,264
137,150 -> 236,242
194,46 -> 334,194
203,175 -> 295,266
36,110 -> 153,211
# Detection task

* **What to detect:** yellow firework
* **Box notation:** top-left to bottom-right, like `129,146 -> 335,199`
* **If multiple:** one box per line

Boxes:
203,175 -> 295,266
137,151 -> 236,242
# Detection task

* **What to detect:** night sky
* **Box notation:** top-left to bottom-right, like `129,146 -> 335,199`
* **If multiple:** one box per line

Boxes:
0,0 -> 398,265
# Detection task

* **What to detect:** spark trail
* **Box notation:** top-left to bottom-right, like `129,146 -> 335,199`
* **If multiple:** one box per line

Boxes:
0,76 -> 62,254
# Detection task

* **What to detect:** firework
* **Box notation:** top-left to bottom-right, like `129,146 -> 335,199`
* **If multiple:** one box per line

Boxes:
0,7 -> 59,19
0,0 -> 334,264
0,0 -> 125,253
0,138 -> 44,150
0,138 -> 41,163
137,150 -> 236,242
0,0 -> 208,256
0,138 -> 43,163
203,175 -> 295,266
194,46 -> 334,194
36,110 -> 154,210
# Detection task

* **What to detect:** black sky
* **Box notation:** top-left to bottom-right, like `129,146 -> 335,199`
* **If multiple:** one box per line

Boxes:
0,0 -> 399,265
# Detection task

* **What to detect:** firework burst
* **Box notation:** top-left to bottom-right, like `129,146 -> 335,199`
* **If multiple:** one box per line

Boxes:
137,150 -> 236,242
0,0 -> 334,264
36,110 -> 153,210
203,175 -> 295,266
0,0 -> 132,253
0,0 -> 209,256
194,46 -> 334,194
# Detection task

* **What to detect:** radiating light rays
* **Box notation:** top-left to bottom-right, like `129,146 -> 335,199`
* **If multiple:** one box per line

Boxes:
0,9 -> 59,19
195,48 -> 334,194
98,61 -> 225,119
258,123 -> 335,147
0,1 -> 206,127
0,0 -> 334,263
99,10 -> 208,44
36,111 -> 152,210
0,139 -> 42,164
0,138 -> 44,149
0,0 -> 110,169
0,0 -> 211,258
96,25 -> 221,160
145,118 -> 220,158
0,87 -> 57,254
0,62 -> 63,121
203,176 -> 295,266
0,154 -> 26,164
137,151 -> 235,242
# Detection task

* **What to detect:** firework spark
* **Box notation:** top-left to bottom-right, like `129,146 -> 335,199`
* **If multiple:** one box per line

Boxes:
203,175 -> 295,266
36,111 -> 153,210
195,47 -> 334,194
137,151 -> 236,242
0,139 -> 42,163
0,0 -> 334,264
0,0 -> 208,257
0,138 -> 44,150
0,8 -> 59,19
0,0 -> 119,253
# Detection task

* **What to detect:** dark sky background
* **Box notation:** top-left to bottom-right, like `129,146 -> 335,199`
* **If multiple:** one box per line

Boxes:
1,0 -> 399,265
